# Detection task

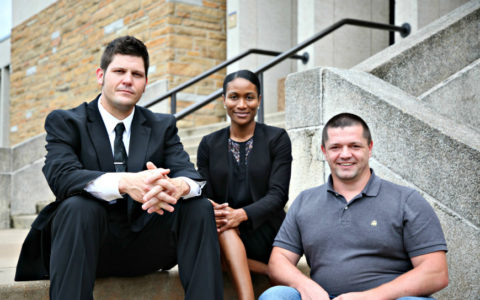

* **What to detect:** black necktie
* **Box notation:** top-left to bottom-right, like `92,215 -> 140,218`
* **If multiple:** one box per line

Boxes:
114,123 -> 139,223
114,123 -> 127,172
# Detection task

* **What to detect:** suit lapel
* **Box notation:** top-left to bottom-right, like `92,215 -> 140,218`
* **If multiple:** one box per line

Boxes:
86,97 -> 115,172
247,123 -> 265,201
212,127 -> 230,202
248,123 -> 264,172
127,108 -> 150,173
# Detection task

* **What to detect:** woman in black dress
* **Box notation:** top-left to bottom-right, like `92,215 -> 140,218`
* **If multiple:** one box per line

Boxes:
197,70 -> 292,300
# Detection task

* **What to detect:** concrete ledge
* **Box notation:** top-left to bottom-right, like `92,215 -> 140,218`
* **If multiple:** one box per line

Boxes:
11,133 -> 46,172
319,67 -> 480,227
11,160 -> 53,216
0,230 -> 310,299
354,0 -> 480,96
0,174 -> 11,228
0,269 -> 273,300
419,58 -> 480,132
0,148 -> 12,173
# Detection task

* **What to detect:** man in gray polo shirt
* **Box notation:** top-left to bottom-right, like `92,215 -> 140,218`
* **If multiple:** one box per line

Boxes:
259,113 -> 448,300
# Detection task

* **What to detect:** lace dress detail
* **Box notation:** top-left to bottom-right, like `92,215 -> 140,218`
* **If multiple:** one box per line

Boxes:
228,137 -> 253,165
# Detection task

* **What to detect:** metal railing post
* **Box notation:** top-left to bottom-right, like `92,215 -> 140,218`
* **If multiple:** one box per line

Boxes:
171,93 -> 176,114
258,72 -> 264,123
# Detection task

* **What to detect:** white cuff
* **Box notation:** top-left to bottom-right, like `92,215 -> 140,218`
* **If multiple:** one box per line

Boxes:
179,177 -> 205,199
84,173 -> 123,201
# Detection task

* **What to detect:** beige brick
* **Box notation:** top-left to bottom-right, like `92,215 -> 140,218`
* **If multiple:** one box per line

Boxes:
151,26 -> 174,38
175,26 -> 207,38
168,35 -> 193,49
207,31 -> 226,40
124,10 -> 146,25
182,19 -> 221,30
177,56 -> 215,67
195,37 -> 225,49
166,16 -> 183,25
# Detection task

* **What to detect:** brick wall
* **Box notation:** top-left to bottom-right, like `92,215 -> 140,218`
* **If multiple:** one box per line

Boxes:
9,0 -> 226,145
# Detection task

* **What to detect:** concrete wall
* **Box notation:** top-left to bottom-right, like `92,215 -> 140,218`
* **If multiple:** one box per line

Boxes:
226,0 -> 297,114
395,0 -> 470,40
0,37 -> 10,147
0,133 -> 53,228
297,0 -> 390,72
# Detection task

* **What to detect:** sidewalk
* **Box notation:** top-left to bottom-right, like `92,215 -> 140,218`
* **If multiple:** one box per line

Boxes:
0,229 -> 51,300
0,229 -> 28,284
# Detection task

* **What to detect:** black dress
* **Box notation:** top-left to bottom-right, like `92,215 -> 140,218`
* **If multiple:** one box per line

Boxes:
227,138 -> 277,263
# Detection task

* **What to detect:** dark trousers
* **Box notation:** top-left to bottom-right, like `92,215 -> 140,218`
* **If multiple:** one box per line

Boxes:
49,195 -> 223,300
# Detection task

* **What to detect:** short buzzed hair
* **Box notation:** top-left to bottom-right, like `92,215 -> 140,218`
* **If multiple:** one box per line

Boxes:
322,113 -> 372,147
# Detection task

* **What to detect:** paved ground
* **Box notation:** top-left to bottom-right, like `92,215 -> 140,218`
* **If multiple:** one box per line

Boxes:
0,229 -> 28,285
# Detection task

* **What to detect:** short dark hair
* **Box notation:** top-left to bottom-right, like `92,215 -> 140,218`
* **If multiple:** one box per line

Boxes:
100,36 -> 149,77
223,70 -> 261,96
322,113 -> 372,147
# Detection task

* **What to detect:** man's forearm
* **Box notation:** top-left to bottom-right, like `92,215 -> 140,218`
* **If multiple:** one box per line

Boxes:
270,255 -> 310,287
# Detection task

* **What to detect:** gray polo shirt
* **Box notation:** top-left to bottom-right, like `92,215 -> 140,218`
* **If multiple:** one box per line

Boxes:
273,170 -> 447,296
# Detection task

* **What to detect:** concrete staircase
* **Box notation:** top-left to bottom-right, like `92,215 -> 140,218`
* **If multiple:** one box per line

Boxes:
285,1 -> 479,299
1,0 -> 479,298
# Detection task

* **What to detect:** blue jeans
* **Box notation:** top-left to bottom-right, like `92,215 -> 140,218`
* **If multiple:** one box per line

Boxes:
259,286 -> 302,300
259,286 -> 436,300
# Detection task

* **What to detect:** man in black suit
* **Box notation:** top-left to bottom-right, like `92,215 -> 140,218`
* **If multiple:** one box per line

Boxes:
15,36 -> 223,300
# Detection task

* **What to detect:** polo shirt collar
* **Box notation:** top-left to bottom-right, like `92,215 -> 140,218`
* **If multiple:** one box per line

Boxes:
327,168 -> 381,197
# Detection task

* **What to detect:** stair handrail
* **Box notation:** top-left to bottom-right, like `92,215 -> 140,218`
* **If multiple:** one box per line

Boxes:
152,18 -> 410,122
142,49 -> 308,114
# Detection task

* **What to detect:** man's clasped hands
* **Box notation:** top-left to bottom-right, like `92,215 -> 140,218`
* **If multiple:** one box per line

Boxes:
118,161 -> 191,215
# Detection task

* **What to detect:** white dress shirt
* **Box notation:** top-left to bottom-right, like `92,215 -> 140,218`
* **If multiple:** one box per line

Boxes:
84,97 -> 203,202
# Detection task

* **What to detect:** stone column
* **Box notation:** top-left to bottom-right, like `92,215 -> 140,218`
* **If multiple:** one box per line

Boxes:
227,0 -> 297,114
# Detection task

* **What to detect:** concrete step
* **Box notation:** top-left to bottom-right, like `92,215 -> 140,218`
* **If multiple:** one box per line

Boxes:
178,120 -> 229,139
0,229 -> 310,299
35,202 -> 50,213
263,111 -> 286,124
419,57 -> 480,133
355,0 -> 480,97
10,215 -> 36,229
181,119 -> 285,148
178,112 -> 285,140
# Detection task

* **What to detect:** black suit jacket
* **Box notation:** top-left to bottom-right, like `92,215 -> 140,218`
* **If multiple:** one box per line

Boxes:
196,123 -> 292,232
15,95 -> 200,280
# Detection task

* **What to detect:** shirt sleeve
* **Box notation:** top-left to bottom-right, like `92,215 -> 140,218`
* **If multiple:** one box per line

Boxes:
273,193 -> 304,256
84,173 -> 123,201
403,190 -> 448,258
